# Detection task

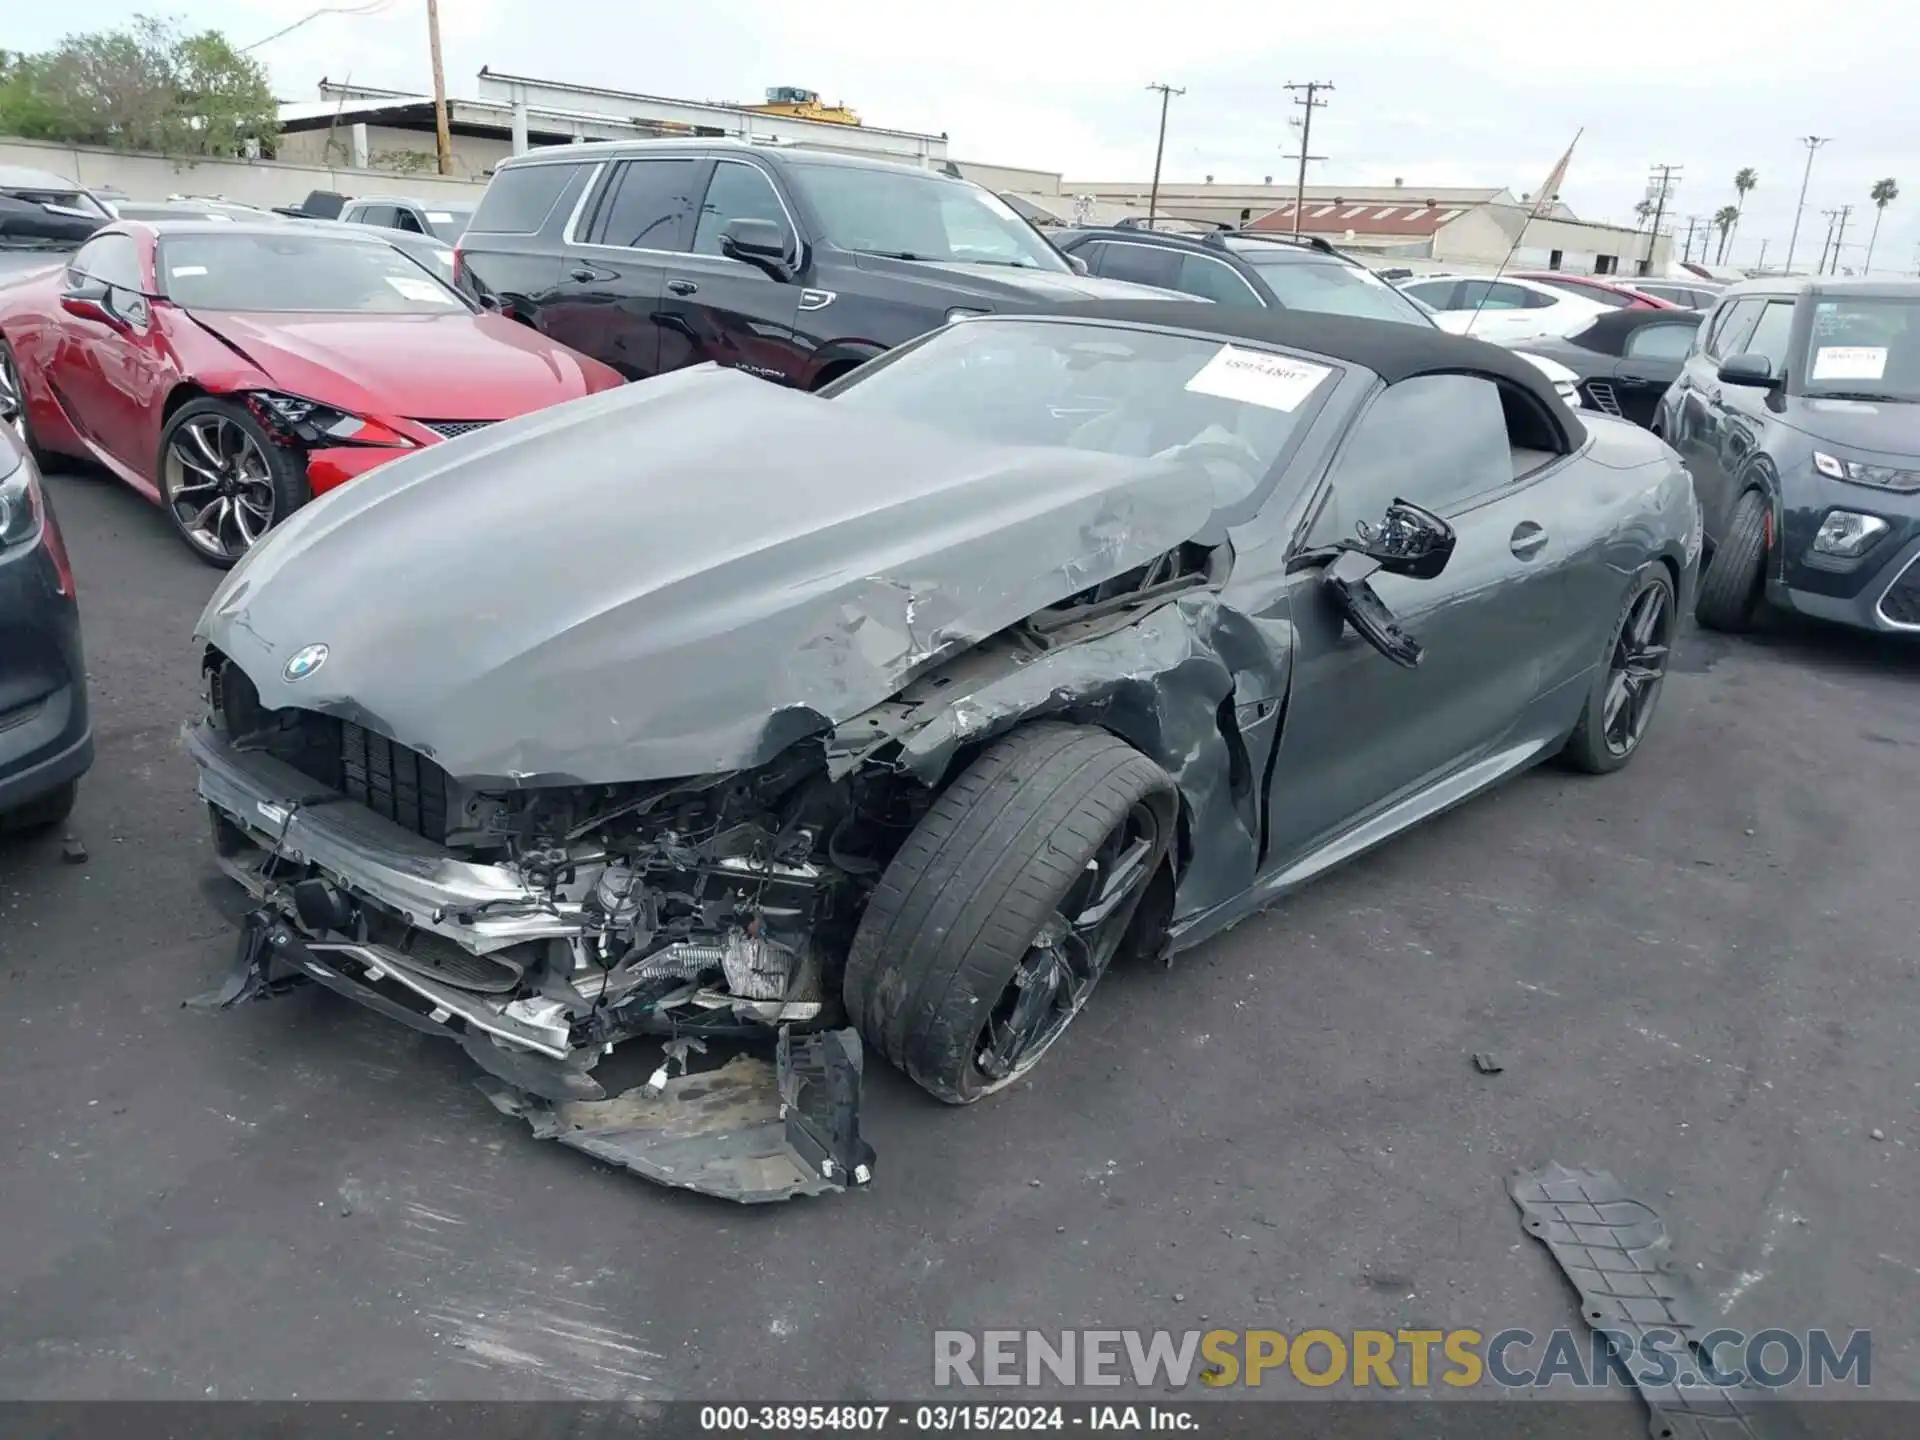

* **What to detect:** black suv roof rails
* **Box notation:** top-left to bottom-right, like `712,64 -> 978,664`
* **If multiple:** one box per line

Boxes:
1110,215 -> 1232,234
1207,229 -> 1340,257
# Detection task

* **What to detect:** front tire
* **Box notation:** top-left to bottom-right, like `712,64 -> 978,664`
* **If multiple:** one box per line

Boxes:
1562,565 -> 1676,775
0,338 -> 53,466
1695,488 -> 1769,632
157,398 -> 310,569
844,723 -> 1177,1105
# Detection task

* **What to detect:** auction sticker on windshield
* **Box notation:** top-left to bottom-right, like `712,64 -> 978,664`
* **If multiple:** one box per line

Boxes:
384,274 -> 460,304
1185,345 -> 1332,411
1812,345 -> 1888,381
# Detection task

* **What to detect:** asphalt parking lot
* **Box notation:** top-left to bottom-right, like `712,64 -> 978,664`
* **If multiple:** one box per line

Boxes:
3,463 -> 1917,1408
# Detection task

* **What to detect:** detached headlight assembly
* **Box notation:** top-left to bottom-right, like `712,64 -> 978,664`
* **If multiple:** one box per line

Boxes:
1811,509 -> 1890,557
245,391 -> 414,448
0,450 -> 44,552
1813,449 -> 1920,492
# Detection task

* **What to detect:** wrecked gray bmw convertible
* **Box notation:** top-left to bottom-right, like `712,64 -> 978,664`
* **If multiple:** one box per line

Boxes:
187,301 -> 1699,1202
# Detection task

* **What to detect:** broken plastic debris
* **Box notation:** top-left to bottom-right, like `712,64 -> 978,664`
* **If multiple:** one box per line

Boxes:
60,835 -> 87,865
1471,1051 -> 1504,1075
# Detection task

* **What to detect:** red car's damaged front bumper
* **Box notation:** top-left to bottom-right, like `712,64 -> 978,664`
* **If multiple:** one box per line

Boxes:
305,443 -> 416,496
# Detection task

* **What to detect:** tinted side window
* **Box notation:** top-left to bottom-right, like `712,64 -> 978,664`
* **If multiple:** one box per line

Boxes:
469,163 -> 578,235
1309,375 -> 1512,546
1071,240 -> 1110,276
1517,285 -> 1558,309
1457,280 -> 1531,311
1098,242 -> 1180,289
1624,323 -> 1697,361
692,161 -> 792,256
1742,301 -> 1797,372
1707,299 -> 1763,359
1175,254 -> 1263,307
1400,280 -> 1458,309
392,208 -> 426,234
589,158 -> 699,251
71,232 -> 141,289
355,204 -> 398,227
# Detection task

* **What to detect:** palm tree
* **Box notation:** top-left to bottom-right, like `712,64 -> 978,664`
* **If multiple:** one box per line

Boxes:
1713,206 -> 1741,264
1729,167 -> 1757,258
1865,178 -> 1899,273
1633,198 -> 1654,230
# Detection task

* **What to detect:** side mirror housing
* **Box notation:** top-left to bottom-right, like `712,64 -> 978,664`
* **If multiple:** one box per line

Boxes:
1339,498 -> 1457,580
1065,252 -> 1090,276
720,217 -> 793,279
60,289 -> 116,327
1717,352 -> 1773,386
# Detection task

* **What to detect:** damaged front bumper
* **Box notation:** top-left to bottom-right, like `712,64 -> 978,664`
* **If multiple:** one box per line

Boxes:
184,724 -> 875,1204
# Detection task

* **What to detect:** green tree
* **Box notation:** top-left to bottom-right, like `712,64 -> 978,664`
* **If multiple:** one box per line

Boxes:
1865,177 -> 1899,273
1713,205 -> 1741,264
0,16 -> 276,156
1728,167 -> 1756,260
1633,198 -> 1654,229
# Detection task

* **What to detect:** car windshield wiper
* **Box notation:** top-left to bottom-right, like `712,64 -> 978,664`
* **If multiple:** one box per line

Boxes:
849,248 -> 935,261
1816,389 -> 1909,403
958,258 -> 1037,269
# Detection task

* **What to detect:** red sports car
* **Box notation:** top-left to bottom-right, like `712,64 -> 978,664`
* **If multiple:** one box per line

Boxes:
0,221 -> 624,566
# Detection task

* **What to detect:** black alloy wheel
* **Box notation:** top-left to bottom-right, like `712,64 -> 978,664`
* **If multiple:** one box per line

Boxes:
1561,566 -> 1676,775
157,398 -> 310,568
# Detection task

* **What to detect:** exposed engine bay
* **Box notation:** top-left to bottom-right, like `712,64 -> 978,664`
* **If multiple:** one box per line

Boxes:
191,650 -> 927,1201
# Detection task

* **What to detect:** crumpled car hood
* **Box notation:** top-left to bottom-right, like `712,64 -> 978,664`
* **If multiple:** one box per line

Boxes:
197,366 -> 1216,785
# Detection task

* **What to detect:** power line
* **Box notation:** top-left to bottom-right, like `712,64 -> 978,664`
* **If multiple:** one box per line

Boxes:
1784,135 -> 1833,274
1282,81 -> 1333,239
242,0 -> 393,52
1642,164 -> 1681,275
1143,83 -> 1185,225
1828,203 -> 1854,274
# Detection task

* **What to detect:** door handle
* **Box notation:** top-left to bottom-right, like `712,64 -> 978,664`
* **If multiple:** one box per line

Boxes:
1616,369 -> 1657,384
1510,523 -> 1549,560
568,265 -> 607,284
666,278 -> 699,296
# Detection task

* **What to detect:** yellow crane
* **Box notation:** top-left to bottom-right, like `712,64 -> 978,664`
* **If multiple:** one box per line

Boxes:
746,86 -> 861,127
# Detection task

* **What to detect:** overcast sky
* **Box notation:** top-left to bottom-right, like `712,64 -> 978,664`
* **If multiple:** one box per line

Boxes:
18,1 -> 1917,271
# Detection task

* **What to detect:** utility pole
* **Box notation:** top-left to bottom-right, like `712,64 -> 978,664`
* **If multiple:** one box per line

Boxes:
1755,238 -> 1770,272
426,0 -> 454,176
1818,209 -> 1840,273
1785,135 -> 1832,273
1283,81 -> 1334,238
1829,203 -> 1853,274
1682,214 -> 1704,263
1144,83 -> 1185,225
1643,164 -> 1681,275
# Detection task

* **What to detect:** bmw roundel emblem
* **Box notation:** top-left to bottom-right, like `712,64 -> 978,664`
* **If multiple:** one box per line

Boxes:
284,644 -> 329,682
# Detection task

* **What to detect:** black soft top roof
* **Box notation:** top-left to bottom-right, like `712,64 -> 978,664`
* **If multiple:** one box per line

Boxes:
987,299 -> 1585,449
1573,306 -> 1705,357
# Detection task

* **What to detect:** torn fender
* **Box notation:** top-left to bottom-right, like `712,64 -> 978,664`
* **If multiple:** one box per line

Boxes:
883,593 -> 1289,917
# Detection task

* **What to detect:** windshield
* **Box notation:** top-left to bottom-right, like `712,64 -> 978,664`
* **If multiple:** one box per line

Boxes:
1802,296 -> 1920,401
1227,247 -> 1434,327
829,317 -> 1336,517
157,232 -> 472,314
420,204 -> 474,242
785,162 -> 1069,271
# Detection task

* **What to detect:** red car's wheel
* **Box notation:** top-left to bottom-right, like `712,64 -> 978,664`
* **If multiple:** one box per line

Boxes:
158,398 -> 311,568
0,339 -> 51,465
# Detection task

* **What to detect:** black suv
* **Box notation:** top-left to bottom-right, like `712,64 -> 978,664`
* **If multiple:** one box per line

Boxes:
1052,223 -> 1434,328
1660,276 -> 1920,634
456,139 -> 1179,389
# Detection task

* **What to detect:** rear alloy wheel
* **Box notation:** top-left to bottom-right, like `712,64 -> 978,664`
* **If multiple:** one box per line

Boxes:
158,398 -> 311,569
1561,566 -> 1675,775
1695,488 -> 1770,632
844,723 -> 1177,1104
